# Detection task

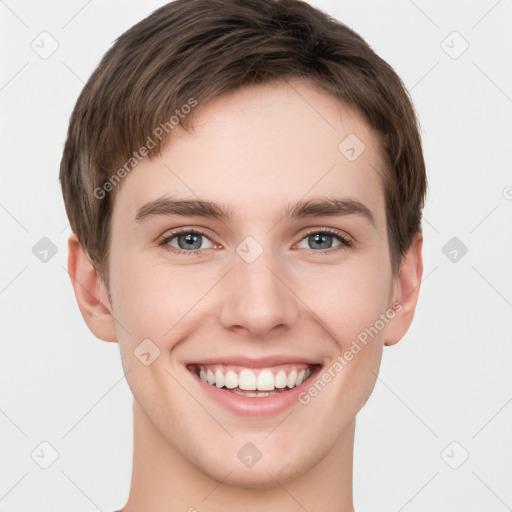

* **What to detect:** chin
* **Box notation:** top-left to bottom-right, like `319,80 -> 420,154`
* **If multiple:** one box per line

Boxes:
198,444 -> 318,489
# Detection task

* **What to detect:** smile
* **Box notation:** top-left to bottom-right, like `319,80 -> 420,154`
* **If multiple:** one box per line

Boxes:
188,363 -> 318,398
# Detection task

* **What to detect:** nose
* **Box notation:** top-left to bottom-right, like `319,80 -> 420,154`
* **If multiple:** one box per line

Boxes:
218,245 -> 300,338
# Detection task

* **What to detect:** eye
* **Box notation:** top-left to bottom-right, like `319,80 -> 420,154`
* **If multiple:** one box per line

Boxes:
296,228 -> 352,251
160,228 -> 215,254
159,227 -> 352,256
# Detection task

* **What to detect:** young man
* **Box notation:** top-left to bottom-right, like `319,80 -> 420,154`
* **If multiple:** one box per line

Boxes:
59,0 -> 426,510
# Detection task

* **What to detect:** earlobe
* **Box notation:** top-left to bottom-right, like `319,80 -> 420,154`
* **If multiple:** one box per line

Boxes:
384,232 -> 424,346
67,233 -> 117,342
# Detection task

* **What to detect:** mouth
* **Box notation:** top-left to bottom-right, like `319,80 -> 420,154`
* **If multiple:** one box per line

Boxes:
187,362 -> 321,398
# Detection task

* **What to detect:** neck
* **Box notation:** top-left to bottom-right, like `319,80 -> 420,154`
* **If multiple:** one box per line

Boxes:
120,400 -> 355,512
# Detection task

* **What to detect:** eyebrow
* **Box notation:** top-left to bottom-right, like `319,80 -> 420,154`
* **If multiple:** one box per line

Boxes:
135,196 -> 375,226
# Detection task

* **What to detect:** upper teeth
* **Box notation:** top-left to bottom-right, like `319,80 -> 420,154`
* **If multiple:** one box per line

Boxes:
197,367 -> 312,391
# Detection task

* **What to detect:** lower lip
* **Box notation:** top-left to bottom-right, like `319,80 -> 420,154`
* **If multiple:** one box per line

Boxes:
190,368 -> 320,416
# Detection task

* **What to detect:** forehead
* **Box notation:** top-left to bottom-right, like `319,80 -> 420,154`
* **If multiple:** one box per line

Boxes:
112,79 -> 387,230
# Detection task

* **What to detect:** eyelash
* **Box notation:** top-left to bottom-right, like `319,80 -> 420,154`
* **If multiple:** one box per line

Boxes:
159,227 -> 353,256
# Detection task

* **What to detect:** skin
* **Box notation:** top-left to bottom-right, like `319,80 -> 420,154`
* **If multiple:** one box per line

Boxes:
68,79 -> 423,512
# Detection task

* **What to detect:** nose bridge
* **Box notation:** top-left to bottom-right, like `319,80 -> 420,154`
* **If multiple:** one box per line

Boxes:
219,237 -> 299,337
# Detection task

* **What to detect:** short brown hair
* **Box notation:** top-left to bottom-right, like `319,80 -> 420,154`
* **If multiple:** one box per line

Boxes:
59,0 -> 427,285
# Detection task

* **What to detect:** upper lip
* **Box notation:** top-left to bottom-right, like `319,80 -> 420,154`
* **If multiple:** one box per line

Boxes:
185,355 -> 322,368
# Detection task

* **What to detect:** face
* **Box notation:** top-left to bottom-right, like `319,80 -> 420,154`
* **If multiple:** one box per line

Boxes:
105,79 -> 400,486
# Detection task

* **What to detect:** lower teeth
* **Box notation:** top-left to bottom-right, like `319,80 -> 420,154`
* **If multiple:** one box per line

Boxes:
232,389 -> 277,397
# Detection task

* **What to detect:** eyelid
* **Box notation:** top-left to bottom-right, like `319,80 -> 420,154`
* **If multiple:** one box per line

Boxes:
299,227 -> 353,245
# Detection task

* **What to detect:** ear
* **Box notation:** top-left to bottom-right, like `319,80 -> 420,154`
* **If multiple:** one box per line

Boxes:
384,232 -> 423,346
67,232 -> 117,342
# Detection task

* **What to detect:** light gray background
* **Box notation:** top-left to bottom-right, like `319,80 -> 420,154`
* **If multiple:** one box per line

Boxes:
1,0 -> 511,510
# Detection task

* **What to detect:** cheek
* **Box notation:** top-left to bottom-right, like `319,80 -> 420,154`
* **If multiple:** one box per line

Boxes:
109,259 -> 216,348
297,259 -> 393,349
296,259 -> 392,407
